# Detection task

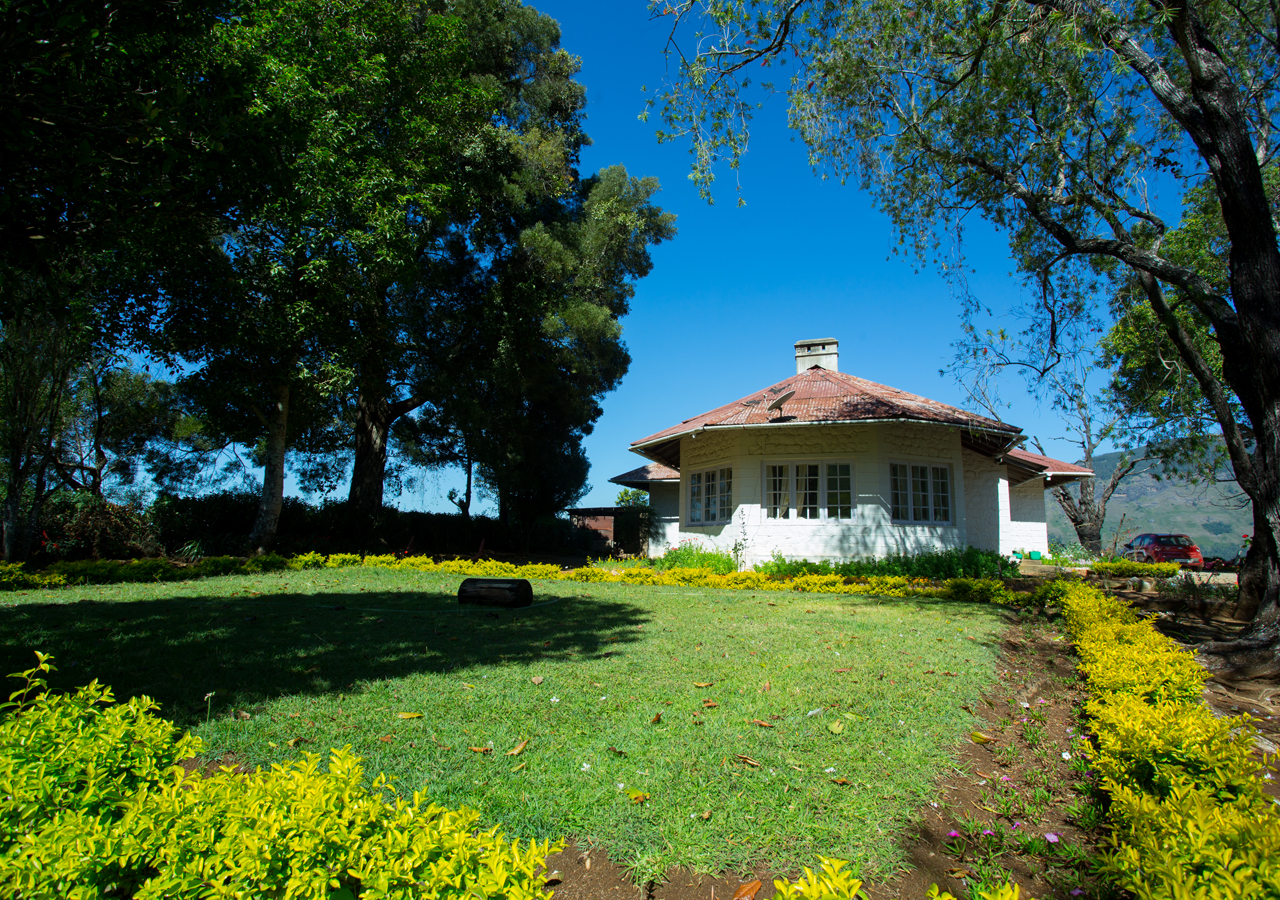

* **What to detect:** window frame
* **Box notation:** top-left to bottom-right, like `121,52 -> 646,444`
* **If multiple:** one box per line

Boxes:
759,459 -> 857,523
888,460 -> 955,526
686,465 -> 733,526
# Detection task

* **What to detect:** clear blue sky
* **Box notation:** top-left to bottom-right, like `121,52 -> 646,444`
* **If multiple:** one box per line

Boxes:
403,2 -> 1120,514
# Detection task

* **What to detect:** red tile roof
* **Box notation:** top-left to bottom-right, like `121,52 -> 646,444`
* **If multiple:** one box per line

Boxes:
632,367 -> 1020,450
1005,448 -> 1094,478
609,463 -> 680,486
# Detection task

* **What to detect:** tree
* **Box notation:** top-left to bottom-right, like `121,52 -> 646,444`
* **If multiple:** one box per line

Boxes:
656,0 -> 1280,673
158,0 -> 493,553
616,488 -> 650,507
341,1 -> 675,523
949,305 -> 1153,554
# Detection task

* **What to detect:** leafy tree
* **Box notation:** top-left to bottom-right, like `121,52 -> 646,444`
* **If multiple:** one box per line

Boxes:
0,0 -> 258,311
616,488 -> 650,507
656,0 -> 1280,671
158,0 -> 494,553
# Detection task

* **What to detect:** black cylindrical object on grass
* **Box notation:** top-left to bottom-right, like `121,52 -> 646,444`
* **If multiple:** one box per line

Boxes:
458,577 -> 533,608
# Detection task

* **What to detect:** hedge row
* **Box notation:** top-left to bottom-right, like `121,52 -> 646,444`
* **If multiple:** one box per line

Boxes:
1,553 -> 1025,604
1059,581 -> 1280,898
1088,560 -> 1182,579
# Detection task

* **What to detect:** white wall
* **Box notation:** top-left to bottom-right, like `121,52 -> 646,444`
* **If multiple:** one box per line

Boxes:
647,482 -> 680,557
1006,476 -> 1049,556
664,422 -> 972,566
962,449 -> 1004,553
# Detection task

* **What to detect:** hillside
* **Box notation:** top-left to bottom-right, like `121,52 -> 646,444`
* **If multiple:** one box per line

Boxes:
1045,447 -> 1252,560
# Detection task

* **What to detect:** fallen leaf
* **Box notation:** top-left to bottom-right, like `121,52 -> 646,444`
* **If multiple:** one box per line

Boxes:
651,712 -> 662,724
970,731 -> 995,745
831,777 -> 852,785
833,668 -> 850,673
828,721 -> 845,734
288,712 -> 300,718
762,681 -> 771,692
961,704 -> 975,714
943,671 -> 960,677
700,810 -> 712,819
750,719 -> 774,728
923,669 -> 936,674
462,683 -> 476,690
511,761 -> 526,772
608,746 -> 627,757
626,789 -> 650,805
397,712 -> 423,719
531,676 -> 544,685
304,665 -> 319,673
975,770 -> 994,779
702,699 -> 719,708
946,867 -> 974,879
469,746 -> 492,754
732,879 -> 763,900
736,754 -> 761,767
378,735 -> 393,743
506,739 -> 529,756
694,681 -> 715,687
286,737 -> 305,749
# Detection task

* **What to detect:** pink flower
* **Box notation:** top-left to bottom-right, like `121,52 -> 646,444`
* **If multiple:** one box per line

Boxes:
1045,832 -> 1061,843
982,829 -> 994,836
947,830 -> 961,838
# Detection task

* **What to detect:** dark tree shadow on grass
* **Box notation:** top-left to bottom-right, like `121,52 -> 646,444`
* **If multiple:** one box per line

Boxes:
0,587 -> 648,727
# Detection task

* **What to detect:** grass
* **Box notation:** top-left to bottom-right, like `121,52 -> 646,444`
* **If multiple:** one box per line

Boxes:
0,567 -> 1006,883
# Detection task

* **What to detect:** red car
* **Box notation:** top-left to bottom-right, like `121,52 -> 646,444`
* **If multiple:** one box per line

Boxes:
1123,533 -> 1204,570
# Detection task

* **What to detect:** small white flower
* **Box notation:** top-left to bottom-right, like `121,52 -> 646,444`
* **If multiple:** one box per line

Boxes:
550,697 -> 560,703
599,696 -> 607,701
1062,751 -> 1072,761
1020,701 -> 1030,709
824,767 -> 836,773
617,782 -> 625,789
581,763 -> 590,771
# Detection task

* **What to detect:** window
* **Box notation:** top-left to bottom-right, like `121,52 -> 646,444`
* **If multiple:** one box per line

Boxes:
689,467 -> 732,523
766,464 -> 789,519
795,464 -> 820,519
890,462 -> 953,524
763,461 -> 855,521
826,463 -> 853,520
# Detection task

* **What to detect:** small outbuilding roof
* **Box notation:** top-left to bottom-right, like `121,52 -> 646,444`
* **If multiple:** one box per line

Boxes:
608,463 -> 681,488
1004,448 -> 1094,484
630,367 -> 1020,469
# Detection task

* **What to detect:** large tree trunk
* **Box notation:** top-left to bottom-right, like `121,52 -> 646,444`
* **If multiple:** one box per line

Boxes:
248,381 -> 290,555
347,384 -> 426,519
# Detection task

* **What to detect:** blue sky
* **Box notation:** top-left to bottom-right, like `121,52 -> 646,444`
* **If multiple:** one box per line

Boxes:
402,3 -> 1122,513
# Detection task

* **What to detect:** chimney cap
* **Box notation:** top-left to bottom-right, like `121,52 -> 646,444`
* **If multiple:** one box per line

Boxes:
794,338 -> 839,374
794,337 -> 838,349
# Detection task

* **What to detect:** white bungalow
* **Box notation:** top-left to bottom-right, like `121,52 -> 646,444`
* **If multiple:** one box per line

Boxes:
609,339 -> 1092,566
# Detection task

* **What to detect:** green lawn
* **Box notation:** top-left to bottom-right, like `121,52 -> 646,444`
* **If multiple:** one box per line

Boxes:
0,568 -> 1006,882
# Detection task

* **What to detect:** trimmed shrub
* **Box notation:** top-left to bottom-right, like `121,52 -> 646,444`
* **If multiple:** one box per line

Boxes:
942,577 -> 1012,604
1059,581 -> 1280,898
1090,559 -> 1181,579
0,563 -> 65,591
755,547 -> 1017,580
0,655 -> 560,899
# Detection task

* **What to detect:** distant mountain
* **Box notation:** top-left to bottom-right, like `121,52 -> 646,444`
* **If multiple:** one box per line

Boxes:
1045,446 -> 1251,560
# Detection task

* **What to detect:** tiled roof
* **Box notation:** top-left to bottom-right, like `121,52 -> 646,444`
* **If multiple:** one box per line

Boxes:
609,463 -> 681,486
632,367 -> 1019,449
1005,448 -> 1094,477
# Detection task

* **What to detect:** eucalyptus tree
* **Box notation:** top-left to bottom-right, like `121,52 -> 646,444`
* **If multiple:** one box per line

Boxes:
161,0 -> 493,553
656,0 -> 1280,671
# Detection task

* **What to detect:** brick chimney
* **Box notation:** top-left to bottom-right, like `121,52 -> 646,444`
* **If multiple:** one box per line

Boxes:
795,338 -> 838,374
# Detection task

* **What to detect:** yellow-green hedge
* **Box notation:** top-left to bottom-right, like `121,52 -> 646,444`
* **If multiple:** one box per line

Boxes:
0,656 -> 559,899
1058,581 -> 1280,898
1089,559 -> 1182,579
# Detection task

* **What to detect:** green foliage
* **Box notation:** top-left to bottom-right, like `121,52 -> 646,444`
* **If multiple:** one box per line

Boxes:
288,550 -> 327,570
242,552 -> 288,574
614,488 -> 650,507
755,548 -> 1016,580
1090,560 -> 1181,579
0,563 -> 65,591
942,578 -> 1011,604
46,558 -> 181,585
37,493 -> 161,561
0,654 -> 560,899
652,540 -> 739,574
191,556 -> 243,577
1028,578 -> 1079,609
772,857 -> 865,899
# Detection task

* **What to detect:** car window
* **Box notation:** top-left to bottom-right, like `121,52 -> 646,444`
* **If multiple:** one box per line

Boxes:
1157,535 -> 1194,547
